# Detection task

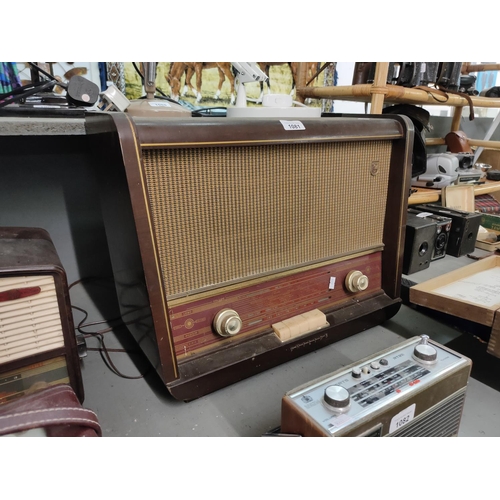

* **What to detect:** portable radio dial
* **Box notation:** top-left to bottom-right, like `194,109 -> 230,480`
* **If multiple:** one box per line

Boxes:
213,309 -> 243,337
323,385 -> 351,412
345,270 -> 369,293
413,335 -> 437,364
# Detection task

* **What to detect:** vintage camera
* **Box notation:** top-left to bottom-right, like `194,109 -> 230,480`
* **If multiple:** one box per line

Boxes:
411,153 -> 458,189
454,152 -> 484,183
403,212 -> 437,275
413,204 -> 482,257
408,208 -> 452,261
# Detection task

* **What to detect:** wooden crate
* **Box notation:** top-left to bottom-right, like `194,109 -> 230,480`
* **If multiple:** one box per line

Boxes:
410,255 -> 500,358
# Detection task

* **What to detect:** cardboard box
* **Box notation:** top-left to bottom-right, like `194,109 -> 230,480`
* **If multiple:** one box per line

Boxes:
410,255 -> 500,358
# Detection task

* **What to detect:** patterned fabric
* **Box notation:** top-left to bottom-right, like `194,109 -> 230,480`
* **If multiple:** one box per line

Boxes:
0,62 -> 21,94
475,194 -> 500,213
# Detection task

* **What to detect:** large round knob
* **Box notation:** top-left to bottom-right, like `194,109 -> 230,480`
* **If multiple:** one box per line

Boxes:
345,270 -> 369,292
324,385 -> 350,412
213,309 -> 242,337
413,335 -> 437,364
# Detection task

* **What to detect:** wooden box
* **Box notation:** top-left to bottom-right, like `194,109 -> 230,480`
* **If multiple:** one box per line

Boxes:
409,255 -> 500,358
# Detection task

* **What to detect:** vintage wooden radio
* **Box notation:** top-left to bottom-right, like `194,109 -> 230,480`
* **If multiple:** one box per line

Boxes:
0,227 -> 84,404
87,112 -> 413,401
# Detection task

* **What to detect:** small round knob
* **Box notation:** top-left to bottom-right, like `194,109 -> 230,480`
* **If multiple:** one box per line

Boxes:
213,309 -> 242,337
324,385 -> 350,411
413,335 -> 437,364
345,270 -> 369,292
351,367 -> 362,379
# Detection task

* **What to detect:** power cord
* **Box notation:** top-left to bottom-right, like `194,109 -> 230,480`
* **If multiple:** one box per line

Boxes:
69,277 -> 151,379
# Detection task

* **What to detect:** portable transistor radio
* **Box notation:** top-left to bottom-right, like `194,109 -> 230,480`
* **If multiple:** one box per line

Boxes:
280,335 -> 472,437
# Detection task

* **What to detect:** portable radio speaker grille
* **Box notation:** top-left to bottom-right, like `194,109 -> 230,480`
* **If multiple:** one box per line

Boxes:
88,113 -> 413,401
0,275 -> 65,362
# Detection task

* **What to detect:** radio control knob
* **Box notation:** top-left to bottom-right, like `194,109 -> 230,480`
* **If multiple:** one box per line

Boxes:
413,335 -> 437,364
351,367 -> 362,378
213,309 -> 242,337
345,270 -> 369,292
324,385 -> 350,411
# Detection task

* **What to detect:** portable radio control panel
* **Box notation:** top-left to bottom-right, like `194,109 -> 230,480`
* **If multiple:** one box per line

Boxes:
283,335 -> 467,436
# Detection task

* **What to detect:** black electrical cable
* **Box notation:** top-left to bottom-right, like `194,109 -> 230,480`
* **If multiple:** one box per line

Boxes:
69,277 -> 150,379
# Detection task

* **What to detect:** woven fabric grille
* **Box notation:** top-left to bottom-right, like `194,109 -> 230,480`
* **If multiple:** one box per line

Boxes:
143,141 -> 392,297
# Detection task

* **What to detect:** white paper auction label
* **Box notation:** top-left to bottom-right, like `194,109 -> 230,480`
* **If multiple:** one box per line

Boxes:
148,101 -> 172,107
389,403 -> 416,433
280,120 -> 305,131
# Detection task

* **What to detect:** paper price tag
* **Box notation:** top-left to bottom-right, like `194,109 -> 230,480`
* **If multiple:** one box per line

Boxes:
389,403 -> 416,433
280,120 -> 305,131
148,101 -> 171,107
329,277 -> 336,290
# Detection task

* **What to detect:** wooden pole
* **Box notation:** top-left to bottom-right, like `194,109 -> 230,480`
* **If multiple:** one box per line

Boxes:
370,62 -> 389,114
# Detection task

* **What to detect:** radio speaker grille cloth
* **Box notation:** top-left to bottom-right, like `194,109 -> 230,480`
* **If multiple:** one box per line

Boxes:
0,276 -> 65,363
143,141 -> 392,297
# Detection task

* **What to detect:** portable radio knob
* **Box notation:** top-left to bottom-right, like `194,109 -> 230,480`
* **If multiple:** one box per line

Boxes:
413,335 -> 437,364
323,385 -> 350,412
213,309 -> 243,337
345,270 -> 369,293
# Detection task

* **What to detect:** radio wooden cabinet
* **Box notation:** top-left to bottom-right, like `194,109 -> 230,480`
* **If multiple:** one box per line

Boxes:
87,112 -> 414,401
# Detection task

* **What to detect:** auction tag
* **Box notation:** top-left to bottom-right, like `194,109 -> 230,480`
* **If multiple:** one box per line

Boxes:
149,101 -> 171,107
329,277 -> 336,290
389,403 -> 416,433
415,212 -> 433,218
280,120 -> 305,131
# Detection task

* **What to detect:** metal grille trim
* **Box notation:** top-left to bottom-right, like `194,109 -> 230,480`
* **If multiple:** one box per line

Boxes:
390,389 -> 467,437
143,140 -> 392,297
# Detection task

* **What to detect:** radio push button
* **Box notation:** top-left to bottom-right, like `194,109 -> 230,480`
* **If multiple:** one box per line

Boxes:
351,367 -> 362,379
213,309 -> 243,337
324,385 -> 351,412
413,335 -> 437,364
345,270 -> 369,293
